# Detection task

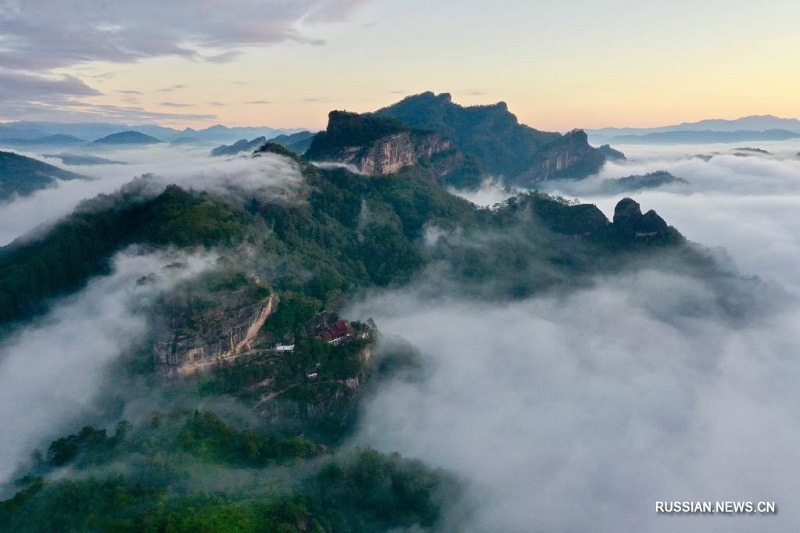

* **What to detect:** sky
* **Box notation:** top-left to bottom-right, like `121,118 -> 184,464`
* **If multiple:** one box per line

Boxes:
2,0 -> 800,131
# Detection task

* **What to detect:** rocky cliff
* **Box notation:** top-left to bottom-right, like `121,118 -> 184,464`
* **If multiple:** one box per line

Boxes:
613,198 -> 669,238
514,130 -> 606,185
376,92 -> 606,185
305,111 -> 457,176
154,293 -> 277,378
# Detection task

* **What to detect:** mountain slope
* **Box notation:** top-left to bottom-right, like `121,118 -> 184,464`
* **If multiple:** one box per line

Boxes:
375,92 -> 605,184
92,131 -> 164,145
0,151 -> 84,201
210,136 -> 267,156
0,146 -> 740,532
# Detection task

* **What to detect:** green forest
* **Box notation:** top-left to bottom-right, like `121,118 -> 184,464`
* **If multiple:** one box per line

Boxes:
0,142 -> 702,531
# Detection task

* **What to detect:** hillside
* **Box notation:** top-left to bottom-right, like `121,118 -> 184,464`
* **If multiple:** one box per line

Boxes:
375,92 -> 606,185
0,151 -> 84,201
269,130 -> 315,155
92,130 -> 164,145
210,136 -> 268,156
0,144 -> 739,531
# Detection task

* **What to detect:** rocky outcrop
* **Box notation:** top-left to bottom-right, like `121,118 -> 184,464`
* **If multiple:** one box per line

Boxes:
612,198 -> 668,238
154,294 -> 277,378
514,130 -> 605,184
597,144 -> 626,161
306,111 -> 455,176
365,132 -> 451,174
376,92 -> 607,185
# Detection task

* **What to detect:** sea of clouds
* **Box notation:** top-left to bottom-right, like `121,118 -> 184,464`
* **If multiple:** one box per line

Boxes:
351,141 -> 800,531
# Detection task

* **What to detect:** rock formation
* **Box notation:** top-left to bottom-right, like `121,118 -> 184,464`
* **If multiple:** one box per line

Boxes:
515,130 -> 605,184
154,294 -> 277,378
305,110 -> 459,178
612,198 -> 668,238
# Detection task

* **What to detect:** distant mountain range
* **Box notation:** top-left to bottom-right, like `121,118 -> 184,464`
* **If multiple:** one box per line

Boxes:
0,121 -> 310,146
587,115 -> 800,145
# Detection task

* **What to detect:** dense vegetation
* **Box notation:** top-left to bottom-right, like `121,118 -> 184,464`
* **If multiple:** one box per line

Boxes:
0,183 -> 251,325
0,144 -> 696,530
0,150 -> 84,201
375,91 -> 604,182
305,111 -> 410,160
1,412 -> 455,532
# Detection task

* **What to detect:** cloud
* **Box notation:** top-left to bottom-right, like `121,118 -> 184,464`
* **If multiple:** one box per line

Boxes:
448,178 -> 518,208
0,1 -> 370,122
247,100 -> 272,105
158,84 -> 187,93
0,248 -> 219,486
0,69 -> 99,104
0,95 -> 218,124
0,147 -> 307,246
350,267 -> 800,532
160,101 -> 194,108
203,50 -> 243,64
0,1 -> 371,71
348,139 -> 800,531
544,141 -> 800,295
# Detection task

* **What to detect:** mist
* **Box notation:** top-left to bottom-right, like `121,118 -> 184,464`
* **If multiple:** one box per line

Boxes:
0,145 -> 306,246
349,269 -> 800,531
0,248 -> 218,487
545,141 -> 800,295
349,140 -> 800,531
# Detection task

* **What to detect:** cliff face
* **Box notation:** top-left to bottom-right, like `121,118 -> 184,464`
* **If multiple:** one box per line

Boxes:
514,130 -> 605,185
376,92 -> 606,184
154,294 -> 277,378
341,131 -> 454,175
306,111 -> 455,176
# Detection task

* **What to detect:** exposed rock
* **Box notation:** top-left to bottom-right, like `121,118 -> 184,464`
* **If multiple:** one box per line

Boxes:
612,198 -> 668,238
516,130 -> 605,184
375,92 -> 606,185
154,294 -> 277,378
306,111 -> 456,176
350,131 -> 454,175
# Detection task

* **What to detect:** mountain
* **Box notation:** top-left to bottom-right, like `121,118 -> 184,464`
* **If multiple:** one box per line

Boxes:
0,134 -> 87,147
587,115 -> 800,144
92,130 -> 164,145
0,151 -> 84,201
374,92 -> 605,185
210,136 -> 267,156
305,93 -> 605,187
169,136 -> 202,145
305,111 -> 476,184
600,171 -> 688,194
269,130 -> 315,155
607,129 -> 800,145
0,121 -> 311,145
597,144 -> 626,160
43,153 -> 126,166
0,142 -> 741,531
